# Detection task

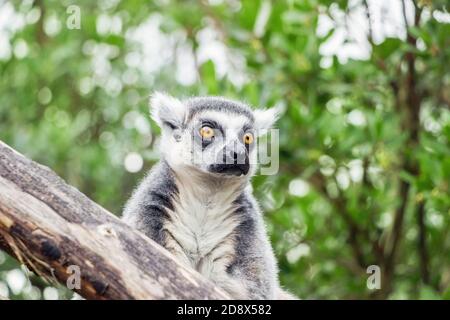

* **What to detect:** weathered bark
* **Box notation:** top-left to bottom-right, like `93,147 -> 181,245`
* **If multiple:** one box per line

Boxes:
0,140 -> 228,300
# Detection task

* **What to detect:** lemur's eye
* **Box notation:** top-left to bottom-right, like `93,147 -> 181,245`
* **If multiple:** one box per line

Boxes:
200,126 -> 215,139
243,132 -> 254,145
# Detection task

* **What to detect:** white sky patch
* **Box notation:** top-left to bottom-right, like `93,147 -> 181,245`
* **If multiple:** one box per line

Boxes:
104,75 -> 123,97
44,14 -> 62,37
0,0 -> 424,86
79,76 -> 94,95
97,13 -> 123,36
125,14 -> 176,74
13,38 -> 28,59
336,167 -> 350,190
0,35 -> 11,60
98,0 -> 121,11
122,110 -> 139,129
134,114 -> 151,135
125,15 -> 202,86
348,159 -> 364,183
124,152 -> 144,173
82,41 -> 120,92
433,9 -> 450,24
320,56 -> 333,68
122,110 -> 151,135
254,0 -> 272,38
196,27 -> 227,77
0,281 -> 9,298
317,0 -> 416,63
289,179 -> 310,197
319,154 -> 336,176
326,97 -> 344,114
0,2 -> 26,33
208,0 -> 224,5
175,41 -> 198,86
0,3 -> 24,60
428,211 -> 444,228
43,287 -> 59,300
347,109 -> 367,126
6,269 -> 27,295
87,43 -> 112,79
422,105 -> 449,135
196,25 -> 249,88
26,7 -> 41,24
286,243 -> 311,264
124,51 -> 141,68
122,68 -> 139,85
378,211 -> 393,228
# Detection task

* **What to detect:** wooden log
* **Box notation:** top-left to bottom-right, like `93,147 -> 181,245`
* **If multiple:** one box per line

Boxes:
0,140 -> 228,300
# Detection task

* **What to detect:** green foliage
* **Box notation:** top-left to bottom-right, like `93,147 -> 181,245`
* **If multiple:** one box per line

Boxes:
0,0 -> 448,300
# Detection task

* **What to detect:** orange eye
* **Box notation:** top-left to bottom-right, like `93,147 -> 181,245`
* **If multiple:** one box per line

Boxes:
200,126 -> 214,139
243,132 -> 254,145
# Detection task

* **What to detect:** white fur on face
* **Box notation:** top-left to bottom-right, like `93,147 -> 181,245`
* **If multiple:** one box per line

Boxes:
159,128 -> 194,168
198,110 -> 250,138
150,92 -> 187,128
253,107 -> 280,135
150,93 -> 280,178
164,110 -> 258,175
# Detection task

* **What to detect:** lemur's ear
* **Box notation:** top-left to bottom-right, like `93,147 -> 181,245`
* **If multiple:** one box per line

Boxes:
253,106 -> 280,136
150,92 -> 187,129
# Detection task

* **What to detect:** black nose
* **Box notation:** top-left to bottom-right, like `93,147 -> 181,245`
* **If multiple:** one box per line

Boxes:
208,143 -> 249,176
224,145 -> 247,165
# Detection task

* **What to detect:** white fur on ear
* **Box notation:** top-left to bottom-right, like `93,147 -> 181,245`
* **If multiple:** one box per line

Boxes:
254,106 -> 281,135
150,92 -> 187,129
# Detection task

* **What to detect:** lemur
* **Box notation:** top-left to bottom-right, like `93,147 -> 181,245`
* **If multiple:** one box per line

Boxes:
122,92 -> 295,299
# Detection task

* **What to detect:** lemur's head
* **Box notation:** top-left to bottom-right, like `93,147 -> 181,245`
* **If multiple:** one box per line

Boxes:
150,92 -> 279,178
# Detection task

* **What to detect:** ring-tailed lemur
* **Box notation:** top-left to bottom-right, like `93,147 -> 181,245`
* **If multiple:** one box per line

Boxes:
122,92 -> 295,299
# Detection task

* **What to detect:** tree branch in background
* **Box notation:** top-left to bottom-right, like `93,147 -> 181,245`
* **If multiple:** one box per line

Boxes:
0,140 -> 229,300
378,1 -> 425,297
416,201 -> 429,284
303,168 -> 369,271
363,0 -> 374,45
35,0 -> 48,45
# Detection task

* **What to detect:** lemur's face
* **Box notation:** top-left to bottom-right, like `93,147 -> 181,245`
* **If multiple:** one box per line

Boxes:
150,93 -> 278,178
187,110 -> 256,176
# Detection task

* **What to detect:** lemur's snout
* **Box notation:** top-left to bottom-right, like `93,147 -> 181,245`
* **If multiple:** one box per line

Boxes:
209,142 -> 249,176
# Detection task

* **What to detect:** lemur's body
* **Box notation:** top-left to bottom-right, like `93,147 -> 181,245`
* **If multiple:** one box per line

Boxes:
122,93 -> 294,299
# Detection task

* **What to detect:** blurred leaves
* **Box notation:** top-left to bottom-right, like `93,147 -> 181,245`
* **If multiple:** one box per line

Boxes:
0,0 -> 449,300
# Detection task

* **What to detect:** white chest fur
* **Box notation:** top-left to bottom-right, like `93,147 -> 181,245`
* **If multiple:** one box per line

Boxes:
163,174 -> 243,278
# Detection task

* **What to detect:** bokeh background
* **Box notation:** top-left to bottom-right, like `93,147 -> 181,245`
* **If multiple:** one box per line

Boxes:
0,0 -> 449,300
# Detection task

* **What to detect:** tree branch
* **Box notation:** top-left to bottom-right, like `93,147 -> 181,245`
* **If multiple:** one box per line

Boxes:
416,201 -> 429,284
378,1 -> 424,297
0,140 -> 228,300
363,0 -> 374,45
